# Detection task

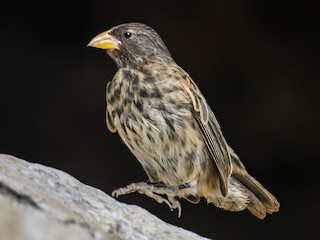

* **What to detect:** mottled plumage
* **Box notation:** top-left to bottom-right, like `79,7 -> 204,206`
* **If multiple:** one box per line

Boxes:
88,22 -> 279,219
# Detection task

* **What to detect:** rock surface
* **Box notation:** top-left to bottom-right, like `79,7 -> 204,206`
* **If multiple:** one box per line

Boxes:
0,154 -> 209,240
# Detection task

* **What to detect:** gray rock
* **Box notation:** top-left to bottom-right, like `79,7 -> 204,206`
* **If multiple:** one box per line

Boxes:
0,154 -> 209,240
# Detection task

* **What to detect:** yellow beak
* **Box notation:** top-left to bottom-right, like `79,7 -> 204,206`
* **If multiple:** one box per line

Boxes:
87,30 -> 121,49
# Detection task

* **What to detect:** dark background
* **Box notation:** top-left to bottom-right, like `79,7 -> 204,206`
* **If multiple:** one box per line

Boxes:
1,0 -> 319,239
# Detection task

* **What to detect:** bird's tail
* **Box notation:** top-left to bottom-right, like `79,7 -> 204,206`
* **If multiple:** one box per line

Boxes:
233,171 -> 280,219
207,147 -> 280,219
231,147 -> 280,219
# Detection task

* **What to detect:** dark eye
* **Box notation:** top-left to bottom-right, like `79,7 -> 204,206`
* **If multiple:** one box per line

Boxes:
124,31 -> 132,39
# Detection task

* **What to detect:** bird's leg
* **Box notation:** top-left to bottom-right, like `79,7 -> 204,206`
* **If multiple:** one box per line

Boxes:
147,181 -> 191,189
111,182 -> 193,217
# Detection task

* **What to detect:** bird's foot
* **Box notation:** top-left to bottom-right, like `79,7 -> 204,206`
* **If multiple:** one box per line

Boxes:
111,182 -> 183,217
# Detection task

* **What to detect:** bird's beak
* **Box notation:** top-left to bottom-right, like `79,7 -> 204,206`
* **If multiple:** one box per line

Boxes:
87,30 -> 121,49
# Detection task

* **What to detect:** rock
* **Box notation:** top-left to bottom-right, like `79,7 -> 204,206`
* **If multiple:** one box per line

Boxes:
0,154 -> 209,240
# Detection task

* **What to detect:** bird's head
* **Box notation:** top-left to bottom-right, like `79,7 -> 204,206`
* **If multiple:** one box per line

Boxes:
88,23 -> 174,68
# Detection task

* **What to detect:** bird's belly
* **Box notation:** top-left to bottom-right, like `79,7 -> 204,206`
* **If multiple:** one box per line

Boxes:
113,102 -> 206,186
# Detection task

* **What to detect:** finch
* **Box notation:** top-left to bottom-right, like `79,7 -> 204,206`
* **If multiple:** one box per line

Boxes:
88,22 -> 279,219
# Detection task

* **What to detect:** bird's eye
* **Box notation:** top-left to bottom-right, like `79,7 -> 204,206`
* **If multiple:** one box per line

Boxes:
124,31 -> 132,39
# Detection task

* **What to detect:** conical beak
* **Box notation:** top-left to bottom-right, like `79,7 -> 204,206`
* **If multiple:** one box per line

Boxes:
87,30 -> 121,49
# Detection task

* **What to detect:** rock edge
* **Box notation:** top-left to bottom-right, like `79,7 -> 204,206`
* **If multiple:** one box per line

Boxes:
0,154 -> 209,240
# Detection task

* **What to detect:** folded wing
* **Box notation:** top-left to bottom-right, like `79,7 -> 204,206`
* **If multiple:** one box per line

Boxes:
180,74 -> 232,196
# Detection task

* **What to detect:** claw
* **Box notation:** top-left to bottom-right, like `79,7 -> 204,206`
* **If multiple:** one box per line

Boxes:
111,182 -> 186,217
111,190 -> 117,198
168,196 -> 182,217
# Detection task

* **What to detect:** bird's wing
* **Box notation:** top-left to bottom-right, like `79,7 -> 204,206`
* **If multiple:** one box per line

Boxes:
106,108 -> 117,133
180,74 -> 232,196
106,82 -> 117,133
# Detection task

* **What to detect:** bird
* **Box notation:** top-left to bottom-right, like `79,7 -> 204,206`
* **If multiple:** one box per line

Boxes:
88,22 -> 280,219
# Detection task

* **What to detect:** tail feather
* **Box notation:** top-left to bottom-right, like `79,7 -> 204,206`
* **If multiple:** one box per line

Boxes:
206,176 -> 274,219
228,145 -> 280,218
240,183 -> 267,219
233,172 -> 280,215
203,146 -> 279,219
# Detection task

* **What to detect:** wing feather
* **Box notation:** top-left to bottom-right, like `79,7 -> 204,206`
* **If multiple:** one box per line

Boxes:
180,74 -> 232,196
106,81 -> 117,133
106,108 -> 117,133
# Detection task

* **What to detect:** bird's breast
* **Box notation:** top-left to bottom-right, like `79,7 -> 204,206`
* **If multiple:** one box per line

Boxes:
106,68 -> 206,185
106,68 -> 192,137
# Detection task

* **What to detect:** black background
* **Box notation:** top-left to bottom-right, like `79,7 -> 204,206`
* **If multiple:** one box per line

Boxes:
1,1 -> 319,239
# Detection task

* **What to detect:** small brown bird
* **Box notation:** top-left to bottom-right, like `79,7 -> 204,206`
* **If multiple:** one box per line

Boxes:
88,22 -> 279,219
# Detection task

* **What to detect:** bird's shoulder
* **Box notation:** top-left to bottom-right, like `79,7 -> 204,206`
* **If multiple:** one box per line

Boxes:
164,65 -> 210,124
